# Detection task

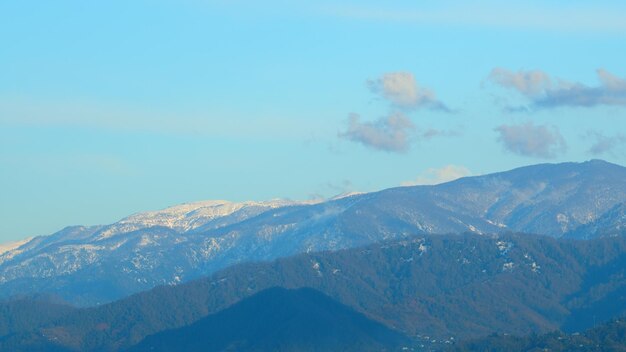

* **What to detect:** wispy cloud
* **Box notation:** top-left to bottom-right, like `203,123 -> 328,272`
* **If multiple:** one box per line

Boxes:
495,122 -> 566,158
1,152 -> 137,177
368,72 -> 451,112
0,97 -> 312,139
402,165 -> 472,186
585,131 -> 626,156
320,3 -> 626,34
308,179 -> 360,202
489,68 -> 626,110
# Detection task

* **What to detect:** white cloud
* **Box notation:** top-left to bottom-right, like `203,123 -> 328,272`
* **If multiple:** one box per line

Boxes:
402,165 -> 472,186
338,112 -> 450,153
339,112 -> 415,153
489,68 -> 626,110
489,68 -> 552,98
495,122 -> 566,158
368,72 -> 450,111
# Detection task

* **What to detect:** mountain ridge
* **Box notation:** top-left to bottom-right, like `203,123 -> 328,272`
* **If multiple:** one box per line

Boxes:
126,286 -> 411,352
1,160 -> 626,305
2,232 -> 626,351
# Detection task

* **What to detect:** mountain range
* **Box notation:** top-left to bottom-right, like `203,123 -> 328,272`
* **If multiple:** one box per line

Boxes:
1,160 -> 626,306
2,231 -> 626,351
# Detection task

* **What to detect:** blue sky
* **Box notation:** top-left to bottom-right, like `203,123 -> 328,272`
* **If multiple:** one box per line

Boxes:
2,0 -> 626,242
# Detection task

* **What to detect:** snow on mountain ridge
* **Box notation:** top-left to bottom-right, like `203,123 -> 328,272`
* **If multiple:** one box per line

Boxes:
0,198 -> 316,286
0,237 -> 32,256
1,160 -> 625,306
0,198 -> 312,270
94,199 -> 311,240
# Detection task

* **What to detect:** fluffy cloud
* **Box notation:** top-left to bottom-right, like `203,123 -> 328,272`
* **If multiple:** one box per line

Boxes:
401,165 -> 472,186
339,112 -> 415,152
368,72 -> 450,111
489,68 -> 552,98
339,112 -> 449,153
489,68 -> 626,109
339,72 -> 455,152
585,131 -> 626,155
495,122 -> 566,158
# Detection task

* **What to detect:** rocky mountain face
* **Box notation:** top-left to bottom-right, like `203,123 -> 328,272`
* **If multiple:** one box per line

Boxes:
1,160 -> 625,305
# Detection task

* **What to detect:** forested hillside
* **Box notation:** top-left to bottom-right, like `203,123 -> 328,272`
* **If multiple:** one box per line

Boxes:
1,232 -> 626,351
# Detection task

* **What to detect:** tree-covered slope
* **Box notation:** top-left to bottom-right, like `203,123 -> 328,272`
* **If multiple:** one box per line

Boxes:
449,317 -> 626,352
127,287 -> 411,352
2,233 -> 626,351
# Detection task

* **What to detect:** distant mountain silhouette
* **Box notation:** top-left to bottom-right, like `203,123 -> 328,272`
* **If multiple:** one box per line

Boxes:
127,287 -> 411,352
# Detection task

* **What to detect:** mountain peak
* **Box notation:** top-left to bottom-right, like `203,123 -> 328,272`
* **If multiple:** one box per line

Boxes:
94,198 -> 310,240
128,286 -> 411,352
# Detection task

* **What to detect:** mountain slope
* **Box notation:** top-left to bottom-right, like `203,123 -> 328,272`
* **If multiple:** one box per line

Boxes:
565,202 -> 626,239
127,287 -> 411,352
0,298 -> 74,337
1,160 -> 626,305
449,316 -> 626,352
3,233 -> 626,351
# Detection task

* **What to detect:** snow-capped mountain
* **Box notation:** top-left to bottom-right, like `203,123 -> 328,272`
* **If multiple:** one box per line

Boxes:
0,237 -> 32,256
0,199 -> 308,264
1,160 -> 626,305
93,199 -> 309,240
